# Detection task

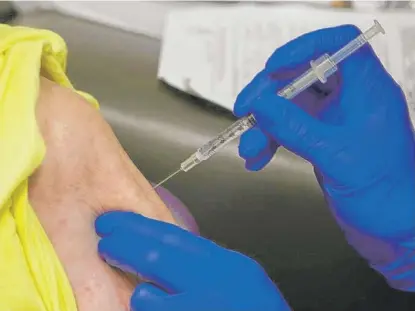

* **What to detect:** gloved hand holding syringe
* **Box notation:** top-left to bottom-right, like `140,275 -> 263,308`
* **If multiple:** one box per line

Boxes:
153,20 -> 385,189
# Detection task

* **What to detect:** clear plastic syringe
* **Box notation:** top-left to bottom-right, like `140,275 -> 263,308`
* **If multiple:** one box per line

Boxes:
153,20 -> 385,189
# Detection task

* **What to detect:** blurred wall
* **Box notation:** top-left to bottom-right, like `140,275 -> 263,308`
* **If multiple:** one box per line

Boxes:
11,1 -> 214,39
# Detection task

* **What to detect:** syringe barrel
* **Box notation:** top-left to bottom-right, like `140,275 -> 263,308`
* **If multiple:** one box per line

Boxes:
278,68 -> 318,99
181,152 -> 202,172
330,19 -> 385,65
279,53 -> 339,98
330,35 -> 367,65
181,114 -> 256,172
199,114 -> 256,158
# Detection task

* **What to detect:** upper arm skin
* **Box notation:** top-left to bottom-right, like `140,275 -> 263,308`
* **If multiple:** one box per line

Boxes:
28,76 -> 182,311
30,76 -> 176,223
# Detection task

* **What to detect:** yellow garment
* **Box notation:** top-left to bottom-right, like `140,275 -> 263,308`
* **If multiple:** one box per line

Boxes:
0,25 -> 98,311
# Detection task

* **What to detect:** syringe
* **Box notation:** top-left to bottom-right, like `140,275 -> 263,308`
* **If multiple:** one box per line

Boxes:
153,20 -> 385,189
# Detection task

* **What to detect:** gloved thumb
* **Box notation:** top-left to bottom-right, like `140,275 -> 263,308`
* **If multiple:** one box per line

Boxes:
250,91 -> 334,164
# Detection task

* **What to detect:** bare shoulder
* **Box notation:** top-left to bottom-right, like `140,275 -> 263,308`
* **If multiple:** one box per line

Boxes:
33,75 -> 176,222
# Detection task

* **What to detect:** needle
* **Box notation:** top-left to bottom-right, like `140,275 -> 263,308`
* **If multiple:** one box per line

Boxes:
152,168 -> 182,190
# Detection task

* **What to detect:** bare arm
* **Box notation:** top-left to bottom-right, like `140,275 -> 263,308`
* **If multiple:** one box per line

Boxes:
29,76 -> 186,311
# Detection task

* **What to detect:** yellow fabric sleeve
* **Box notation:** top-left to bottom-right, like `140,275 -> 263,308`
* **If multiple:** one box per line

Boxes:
0,24 -> 98,311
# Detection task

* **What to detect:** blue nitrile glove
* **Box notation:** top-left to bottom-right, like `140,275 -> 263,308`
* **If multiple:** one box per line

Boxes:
95,211 -> 291,311
234,24 -> 415,291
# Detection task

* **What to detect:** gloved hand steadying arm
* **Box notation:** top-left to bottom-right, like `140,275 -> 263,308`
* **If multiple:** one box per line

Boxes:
95,211 -> 291,311
234,24 -> 415,291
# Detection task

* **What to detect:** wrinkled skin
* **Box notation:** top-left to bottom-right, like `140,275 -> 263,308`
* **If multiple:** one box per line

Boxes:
28,77 -> 197,311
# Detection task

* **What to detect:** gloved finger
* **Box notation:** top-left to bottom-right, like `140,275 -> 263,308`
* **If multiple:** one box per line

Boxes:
265,24 -> 363,72
95,211 -> 143,237
132,283 -> 168,300
96,211 -> 216,257
339,55 -> 400,124
245,144 -> 277,171
233,67 -> 296,118
238,127 -> 270,159
130,284 -> 169,311
132,292 -> 290,311
250,89 -> 335,164
239,127 -> 279,171
131,294 -> 207,311
233,69 -> 272,118
98,229 -> 204,292
96,211 -> 200,247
